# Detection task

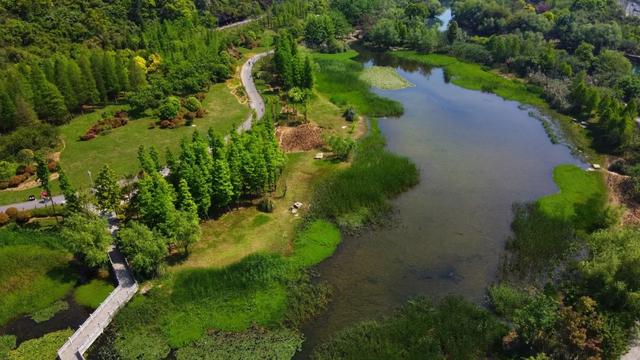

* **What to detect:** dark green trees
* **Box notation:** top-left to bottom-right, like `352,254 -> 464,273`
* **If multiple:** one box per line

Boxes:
274,31 -> 314,91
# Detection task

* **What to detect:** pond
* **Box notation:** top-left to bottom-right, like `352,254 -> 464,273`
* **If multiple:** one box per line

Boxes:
299,50 -> 583,355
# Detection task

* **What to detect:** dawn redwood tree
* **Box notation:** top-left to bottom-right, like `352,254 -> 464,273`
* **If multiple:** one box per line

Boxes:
135,172 -> 176,236
0,86 -> 17,132
91,51 -> 108,102
128,56 -> 148,91
62,213 -> 111,268
94,164 -> 121,213
77,54 -> 100,105
58,168 -> 82,214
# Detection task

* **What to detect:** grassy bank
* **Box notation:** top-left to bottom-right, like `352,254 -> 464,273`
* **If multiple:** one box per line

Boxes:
312,120 -> 419,228
392,51 -> 601,162
0,229 -> 76,326
312,51 -> 403,117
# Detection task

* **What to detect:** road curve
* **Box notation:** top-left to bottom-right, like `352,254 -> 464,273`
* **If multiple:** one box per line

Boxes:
238,50 -> 274,132
0,195 -> 65,213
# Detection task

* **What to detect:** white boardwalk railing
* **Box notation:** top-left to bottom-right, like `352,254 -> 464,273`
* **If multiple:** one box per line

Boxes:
57,244 -> 138,360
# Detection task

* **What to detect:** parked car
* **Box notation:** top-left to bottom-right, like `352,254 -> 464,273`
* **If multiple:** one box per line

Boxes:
28,195 -> 36,201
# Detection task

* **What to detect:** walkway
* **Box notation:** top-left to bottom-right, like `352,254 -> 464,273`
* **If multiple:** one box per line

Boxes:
239,50 -> 274,131
57,220 -> 138,360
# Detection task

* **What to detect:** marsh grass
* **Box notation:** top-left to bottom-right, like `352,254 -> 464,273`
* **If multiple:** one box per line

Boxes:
0,229 -> 76,326
74,279 -> 115,309
359,66 -> 413,90
312,51 -> 403,117
30,300 -> 69,323
311,120 -> 419,229
7,329 -> 73,360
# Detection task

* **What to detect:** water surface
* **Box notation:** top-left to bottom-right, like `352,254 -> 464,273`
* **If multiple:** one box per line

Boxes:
300,50 -> 582,354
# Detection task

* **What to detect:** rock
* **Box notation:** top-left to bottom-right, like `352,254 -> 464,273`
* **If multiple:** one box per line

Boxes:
314,152 -> 324,160
294,202 -> 303,209
592,163 -> 601,169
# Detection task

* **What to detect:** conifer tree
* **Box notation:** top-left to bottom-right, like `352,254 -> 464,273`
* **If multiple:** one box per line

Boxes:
66,60 -> 84,109
91,51 -> 107,102
54,57 -> 76,111
226,129 -> 245,203
138,145 -> 158,173
39,81 -> 69,125
77,55 -> 100,105
177,178 -> 198,217
302,55 -> 314,89
116,53 -> 130,93
94,164 -> 121,213
103,52 -> 120,100
149,146 -> 161,170
0,86 -> 17,132
135,172 -> 176,236
5,66 -> 34,105
13,97 -> 37,126
58,168 -> 82,214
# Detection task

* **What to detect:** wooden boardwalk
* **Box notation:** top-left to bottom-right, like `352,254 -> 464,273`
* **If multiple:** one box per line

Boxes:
57,243 -> 138,360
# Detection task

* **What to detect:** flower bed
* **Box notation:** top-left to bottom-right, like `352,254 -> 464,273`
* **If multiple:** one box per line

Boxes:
81,111 -> 129,141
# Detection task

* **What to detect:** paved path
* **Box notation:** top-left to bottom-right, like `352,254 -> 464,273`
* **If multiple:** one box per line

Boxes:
0,195 -> 65,213
58,217 -> 138,360
239,50 -> 274,132
216,16 -> 260,31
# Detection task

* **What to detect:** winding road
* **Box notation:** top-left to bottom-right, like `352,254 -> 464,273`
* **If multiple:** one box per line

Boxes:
238,50 -> 274,131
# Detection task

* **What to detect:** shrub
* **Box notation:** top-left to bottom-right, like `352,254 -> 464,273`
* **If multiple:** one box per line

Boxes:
258,198 -> 274,213
184,96 -> 202,112
16,148 -> 34,164
195,108 -> 206,118
342,107 -> 357,122
450,42 -> 493,65
0,213 -> 9,225
159,96 -> 181,120
160,120 -> 172,129
5,207 -> 18,218
47,160 -> 58,172
184,112 -> 196,121
15,211 -> 32,224
8,174 -> 27,188
0,181 -> 8,190
0,161 -> 17,181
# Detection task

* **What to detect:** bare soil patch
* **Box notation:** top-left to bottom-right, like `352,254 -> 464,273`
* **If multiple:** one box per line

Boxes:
276,124 -> 325,152
605,170 -> 640,225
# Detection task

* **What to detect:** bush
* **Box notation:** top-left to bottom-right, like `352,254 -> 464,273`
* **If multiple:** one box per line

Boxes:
184,96 -> 202,112
5,207 -> 18,219
0,181 -> 8,190
15,211 -> 32,224
0,161 -> 17,181
47,160 -> 58,172
0,213 -> 9,225
342,107 -> 357,122
258,198 -> 274,213
195,108 -> 206,118
16,149 -> 34,164
8,174 -> 27,188
159,96 -> 181,120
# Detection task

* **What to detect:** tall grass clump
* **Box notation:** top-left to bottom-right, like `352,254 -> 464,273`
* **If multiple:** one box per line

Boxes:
313,51 -> 403,117
312,120 -> 419,229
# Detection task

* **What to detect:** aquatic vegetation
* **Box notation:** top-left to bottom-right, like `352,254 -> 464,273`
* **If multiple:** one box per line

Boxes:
359,66 -> 413,90
74,279 -> 115,309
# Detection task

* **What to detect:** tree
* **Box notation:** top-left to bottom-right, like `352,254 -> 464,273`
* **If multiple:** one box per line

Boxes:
304,14 -> 335,48
128,56 -> 148,91
118,221 -> 167,277
447,20 -> 460,44
94,164 -> 121,213
302,56 -> 314,90
135,172 -> 176,235
58,168 -> 82,214
138,145 -> 158,173
13,97 -> 37,127
172,211 -> 201,255
77,55 -> 100,105
62,213 -> 111,267
0,87 -> 17,132
177,178 -> 198,217
159,96 -> 181,120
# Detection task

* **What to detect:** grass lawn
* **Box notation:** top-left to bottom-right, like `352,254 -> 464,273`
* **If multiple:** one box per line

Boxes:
311,50 -> 403,117
360,66 -> 414,90
392,51 -> 602,163
74,279 -> 115,309
173,151 -> 340,271
0,229 -> 76,326
0,83 -> 249,205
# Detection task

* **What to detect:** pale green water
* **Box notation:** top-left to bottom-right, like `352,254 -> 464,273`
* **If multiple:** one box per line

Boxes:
300,50 -> 583,355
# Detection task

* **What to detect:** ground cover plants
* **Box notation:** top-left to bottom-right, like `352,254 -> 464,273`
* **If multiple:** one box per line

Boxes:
0,229 -> 76,326
311,120 -> 419,229
74,279 -> 115,309
312,51 -> 404,117
359,66 -> 414,90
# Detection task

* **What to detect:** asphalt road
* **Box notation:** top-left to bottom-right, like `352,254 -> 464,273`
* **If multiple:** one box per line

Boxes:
0,195 -> 65,213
